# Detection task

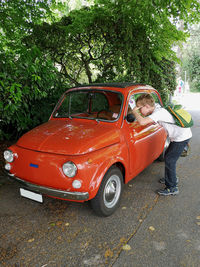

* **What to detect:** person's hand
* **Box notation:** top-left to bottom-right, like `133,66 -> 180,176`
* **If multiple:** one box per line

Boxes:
132,106 -> 142,114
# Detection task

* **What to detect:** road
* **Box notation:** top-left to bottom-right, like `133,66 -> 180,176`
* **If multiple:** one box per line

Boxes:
0,93 -> 200,267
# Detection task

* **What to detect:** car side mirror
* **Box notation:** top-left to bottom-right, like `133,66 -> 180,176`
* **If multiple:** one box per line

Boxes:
126,113 -> 135,123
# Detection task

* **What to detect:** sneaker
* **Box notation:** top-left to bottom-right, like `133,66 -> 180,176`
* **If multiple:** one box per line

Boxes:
159,177 -> 179,184
159,178 -> 165,184
157,187 -> 179,196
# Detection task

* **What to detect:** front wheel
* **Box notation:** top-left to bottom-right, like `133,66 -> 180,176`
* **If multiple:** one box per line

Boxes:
90,166 -> 123,217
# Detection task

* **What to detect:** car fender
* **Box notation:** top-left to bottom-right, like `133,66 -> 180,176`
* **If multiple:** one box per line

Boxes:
87,143 -> 128,200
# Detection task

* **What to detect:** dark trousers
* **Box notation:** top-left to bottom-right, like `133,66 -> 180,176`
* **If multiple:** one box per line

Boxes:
165,139 -> 190,188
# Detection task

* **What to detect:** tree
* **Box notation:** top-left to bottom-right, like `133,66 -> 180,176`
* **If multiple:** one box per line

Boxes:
1,0 -> 200,140
0,0 -> 66,140
27,1 -> 199,96
181,24 -> 200,92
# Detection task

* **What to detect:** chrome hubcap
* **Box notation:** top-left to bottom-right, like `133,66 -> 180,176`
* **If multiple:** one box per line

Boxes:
103,175 -> 121,208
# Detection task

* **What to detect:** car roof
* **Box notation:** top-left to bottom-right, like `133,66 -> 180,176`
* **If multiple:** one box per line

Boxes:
69,83 -> 156,94
77,82 -> 146,88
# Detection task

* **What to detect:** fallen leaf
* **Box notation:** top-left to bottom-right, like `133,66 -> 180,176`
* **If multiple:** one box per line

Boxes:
122,244 -> 131,251
139,219 -> 143,223
120,237 -> 126,243
196,216 -> 200,220
65,223 -> 70,226
149,226 -> 155,231
104,248 -> 113,258
27,238 -> 34,243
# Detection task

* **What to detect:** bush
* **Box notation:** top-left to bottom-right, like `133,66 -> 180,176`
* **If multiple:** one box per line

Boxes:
0,45 -> 65,140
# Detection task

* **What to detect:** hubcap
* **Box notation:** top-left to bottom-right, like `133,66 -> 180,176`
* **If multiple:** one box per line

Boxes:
103,174 -> 121,209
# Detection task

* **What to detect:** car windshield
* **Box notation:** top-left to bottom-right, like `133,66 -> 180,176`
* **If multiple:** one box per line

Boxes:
53,89 -> 123,121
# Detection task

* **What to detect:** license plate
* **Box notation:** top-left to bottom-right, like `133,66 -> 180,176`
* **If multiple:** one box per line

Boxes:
20,188 -> 43,203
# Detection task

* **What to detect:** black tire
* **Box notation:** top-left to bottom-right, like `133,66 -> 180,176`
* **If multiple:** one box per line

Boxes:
90,166 -> 123,217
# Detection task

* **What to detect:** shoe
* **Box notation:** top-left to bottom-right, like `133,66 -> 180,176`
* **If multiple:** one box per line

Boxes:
159,177 -> 179,184
157,187 -> 179,196
159,178 -> 165,184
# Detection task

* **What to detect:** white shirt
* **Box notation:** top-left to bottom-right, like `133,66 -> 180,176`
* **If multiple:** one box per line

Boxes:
149,104 -> 192,142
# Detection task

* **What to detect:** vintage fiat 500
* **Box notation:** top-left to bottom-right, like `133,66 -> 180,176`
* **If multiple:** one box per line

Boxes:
4,83 -> 168,216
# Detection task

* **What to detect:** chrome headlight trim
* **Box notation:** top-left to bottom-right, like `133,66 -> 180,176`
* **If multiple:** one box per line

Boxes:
62,161 -> 77,178
4,150 -> 14,163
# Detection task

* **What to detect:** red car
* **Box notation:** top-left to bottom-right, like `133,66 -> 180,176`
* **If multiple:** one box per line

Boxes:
4,83 -> 168,216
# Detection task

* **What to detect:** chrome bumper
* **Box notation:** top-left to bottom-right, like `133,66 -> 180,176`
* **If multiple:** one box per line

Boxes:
6,173 -> 89,201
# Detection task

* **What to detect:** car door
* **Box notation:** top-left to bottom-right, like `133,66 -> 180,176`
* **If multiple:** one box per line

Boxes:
123,90 -> 166,180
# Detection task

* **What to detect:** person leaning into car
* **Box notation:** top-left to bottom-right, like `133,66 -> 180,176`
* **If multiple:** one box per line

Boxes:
132,93 -> 192,196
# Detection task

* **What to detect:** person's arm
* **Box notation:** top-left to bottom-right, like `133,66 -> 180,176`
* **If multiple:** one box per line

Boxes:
132,107 -> 154,126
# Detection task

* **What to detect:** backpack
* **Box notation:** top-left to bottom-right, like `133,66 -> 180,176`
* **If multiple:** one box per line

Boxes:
165,104 -> 193,128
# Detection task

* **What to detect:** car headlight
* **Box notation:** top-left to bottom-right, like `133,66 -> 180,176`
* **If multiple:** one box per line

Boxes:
5,163 -> 12,171
4,150 -> 14,163
62,161 -> 77,178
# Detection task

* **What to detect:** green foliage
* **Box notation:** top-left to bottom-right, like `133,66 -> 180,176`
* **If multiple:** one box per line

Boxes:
0,0 -> 66,140
149,59 -> 177,104
1,0 -> 200,140
187,52 -> 200,92
0,45 -> 63,140
181,24 -> 200,92
29,0 -> 199,89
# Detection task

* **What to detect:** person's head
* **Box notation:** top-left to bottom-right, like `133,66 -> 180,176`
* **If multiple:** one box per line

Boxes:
136,93 -> 155,116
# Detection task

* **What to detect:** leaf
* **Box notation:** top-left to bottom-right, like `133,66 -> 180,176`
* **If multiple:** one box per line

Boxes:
104,248 -> 113,258
149,226 -> 155,231
122,244 -> 131,251
27,238 -> 35,243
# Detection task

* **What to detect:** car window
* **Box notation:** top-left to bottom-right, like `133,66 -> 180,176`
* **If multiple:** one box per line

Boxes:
70,92 -> 88,113
127,92 -> 162,114
54,90 -> 122,121
91,92 -> 109,112
127,93 -> 142,115
54,92 -> 88,117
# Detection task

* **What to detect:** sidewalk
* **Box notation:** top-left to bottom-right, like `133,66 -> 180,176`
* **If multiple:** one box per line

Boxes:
113,109 -> 200,267
173,92 -> 200,110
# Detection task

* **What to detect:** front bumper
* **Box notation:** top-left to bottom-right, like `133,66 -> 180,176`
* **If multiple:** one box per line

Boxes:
6,173 -> 89,201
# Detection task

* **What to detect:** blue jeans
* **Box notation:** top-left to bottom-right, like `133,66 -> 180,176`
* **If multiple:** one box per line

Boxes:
165,139 -> 190,188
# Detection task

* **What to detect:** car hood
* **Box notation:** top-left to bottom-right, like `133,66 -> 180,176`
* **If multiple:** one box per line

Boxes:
17,120 -> 120,155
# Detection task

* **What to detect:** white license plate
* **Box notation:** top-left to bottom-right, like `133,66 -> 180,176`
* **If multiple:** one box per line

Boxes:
20,188 -> 43,203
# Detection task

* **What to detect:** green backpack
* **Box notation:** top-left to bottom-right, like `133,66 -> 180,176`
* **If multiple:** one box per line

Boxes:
165,104 -> 193,128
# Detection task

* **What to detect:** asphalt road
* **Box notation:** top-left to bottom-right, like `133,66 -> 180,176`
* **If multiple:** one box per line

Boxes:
0,93 -> 200,267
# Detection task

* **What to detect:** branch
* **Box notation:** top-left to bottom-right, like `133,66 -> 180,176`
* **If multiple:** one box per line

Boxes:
56,55 -> 80,85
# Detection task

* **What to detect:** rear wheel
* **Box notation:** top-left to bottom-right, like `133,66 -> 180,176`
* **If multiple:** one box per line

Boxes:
91,166 -> 123,217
